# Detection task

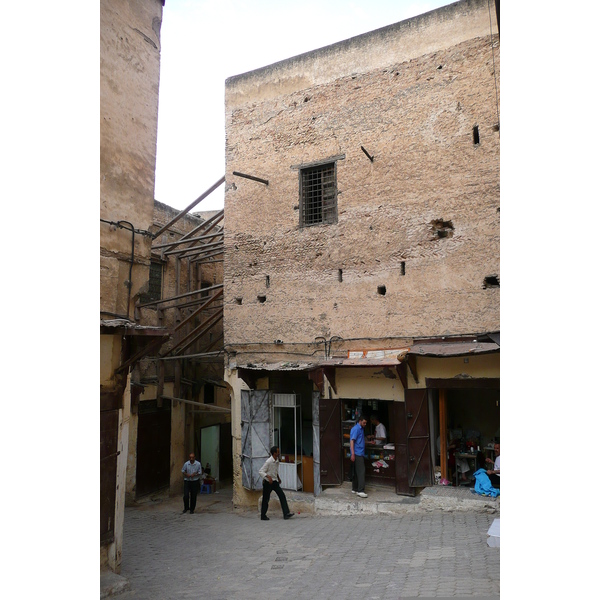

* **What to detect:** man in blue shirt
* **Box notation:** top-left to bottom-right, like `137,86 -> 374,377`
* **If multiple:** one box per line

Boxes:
350,416 -> 368,498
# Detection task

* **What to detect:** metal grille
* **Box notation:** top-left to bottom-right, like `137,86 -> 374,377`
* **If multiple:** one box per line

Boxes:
147,261 -> 162,301
300,163 -> 337,227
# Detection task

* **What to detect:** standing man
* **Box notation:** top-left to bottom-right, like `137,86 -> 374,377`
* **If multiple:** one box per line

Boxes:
181,453 -> 204,514
368,414 -> 387,445
259,446 -> 294,521
485,442 -> 500,488
350,416 -> 368,498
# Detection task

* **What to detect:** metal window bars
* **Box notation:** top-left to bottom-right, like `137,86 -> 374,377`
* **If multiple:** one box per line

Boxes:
300,163 -> 337,227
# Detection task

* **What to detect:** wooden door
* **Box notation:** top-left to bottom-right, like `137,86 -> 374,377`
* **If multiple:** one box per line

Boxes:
390,401 -> 414,496
136,400 -> 172,497
318,397 -> 342,485
100,404 -> 119,542
405,389 -> 433,487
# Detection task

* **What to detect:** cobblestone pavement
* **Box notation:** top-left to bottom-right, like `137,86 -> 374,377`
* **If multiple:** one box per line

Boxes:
113,488 -> 499,600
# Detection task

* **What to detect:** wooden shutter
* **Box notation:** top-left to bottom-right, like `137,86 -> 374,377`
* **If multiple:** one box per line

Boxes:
390,401 -> 414,496
312,391 -> 321,495
318,396 -> 342,485
405,389 -> 433,487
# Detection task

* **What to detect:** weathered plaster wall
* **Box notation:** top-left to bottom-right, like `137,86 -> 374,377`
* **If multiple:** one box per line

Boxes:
100,0 -> 163,318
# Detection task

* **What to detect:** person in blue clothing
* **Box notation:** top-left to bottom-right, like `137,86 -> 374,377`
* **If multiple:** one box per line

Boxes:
350,416 -> 368,498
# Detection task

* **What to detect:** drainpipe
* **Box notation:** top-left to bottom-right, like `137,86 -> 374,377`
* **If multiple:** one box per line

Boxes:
117,220 -> 135,321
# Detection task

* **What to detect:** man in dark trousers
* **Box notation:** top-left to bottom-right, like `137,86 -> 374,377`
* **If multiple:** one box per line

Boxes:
259,446 -> 294,521
181,453 -> 204,514
350,416 -> 368,498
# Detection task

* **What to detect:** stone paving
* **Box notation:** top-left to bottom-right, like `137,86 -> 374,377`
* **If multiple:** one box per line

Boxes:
106,486 -> 499,599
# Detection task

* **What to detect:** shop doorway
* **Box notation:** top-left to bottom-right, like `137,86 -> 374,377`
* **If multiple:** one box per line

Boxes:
428,380 -> 500,486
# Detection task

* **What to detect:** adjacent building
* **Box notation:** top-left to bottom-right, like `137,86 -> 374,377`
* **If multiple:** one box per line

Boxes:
223,0 -> 500,507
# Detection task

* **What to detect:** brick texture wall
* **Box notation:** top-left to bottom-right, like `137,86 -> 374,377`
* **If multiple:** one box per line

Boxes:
224,0 -> 499,354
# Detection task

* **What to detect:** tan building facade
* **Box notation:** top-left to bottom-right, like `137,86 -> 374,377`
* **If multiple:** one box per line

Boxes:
100,0 -> 165,574
224,0 -> 500,508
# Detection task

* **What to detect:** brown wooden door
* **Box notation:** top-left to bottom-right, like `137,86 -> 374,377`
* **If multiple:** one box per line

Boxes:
100,408 -> 119,542
390,401 -> 414,496
405,389 -> 433,487
136,401 -> 172,497
319,397 -> 342,485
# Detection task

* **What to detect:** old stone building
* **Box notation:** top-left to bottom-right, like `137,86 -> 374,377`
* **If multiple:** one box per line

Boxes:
100,0 -> 166,573
224,0 -> 500,508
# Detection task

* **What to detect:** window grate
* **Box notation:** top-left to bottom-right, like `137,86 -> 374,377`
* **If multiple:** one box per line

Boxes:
140,261 -> 163,303
300,163 -> 337,227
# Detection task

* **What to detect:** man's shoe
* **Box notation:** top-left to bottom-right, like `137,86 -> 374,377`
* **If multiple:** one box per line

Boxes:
284,513 -> 294,519
190,510 -> 194,514
357,492 -> 368,498
261,516 -> 270,521
182,509 -> 189,513
351,490 -> 356,494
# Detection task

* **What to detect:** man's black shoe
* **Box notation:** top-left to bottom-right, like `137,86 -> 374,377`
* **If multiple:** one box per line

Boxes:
182,509 -> 189,513
190,510 -> 194,514
261,516 -> 270,521
284,513 -> 294,520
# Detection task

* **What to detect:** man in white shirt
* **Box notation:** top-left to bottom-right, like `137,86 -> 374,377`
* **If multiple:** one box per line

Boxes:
181,453 -> 204,514
485,442 -> 500,488
259,446 -> 294,521
368,414 -> 387,445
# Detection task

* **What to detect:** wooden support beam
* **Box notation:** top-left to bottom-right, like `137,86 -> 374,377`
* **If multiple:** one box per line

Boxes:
323,366 -> 337,395
308,369 -> 325,395
396,361 -> 408,389
115,335 -> 168,374
152,177 -> 225,238
407,355 -> 419,384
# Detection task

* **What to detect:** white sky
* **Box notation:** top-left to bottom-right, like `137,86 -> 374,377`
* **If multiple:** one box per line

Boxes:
154,0 -> 454,211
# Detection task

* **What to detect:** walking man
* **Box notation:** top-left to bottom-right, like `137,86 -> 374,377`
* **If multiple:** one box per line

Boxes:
350,416 -> 368,498
182,453 -> 204,514
259,446 -> 294,521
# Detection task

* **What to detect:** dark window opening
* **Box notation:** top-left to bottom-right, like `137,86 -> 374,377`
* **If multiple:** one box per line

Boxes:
400,261 -> 406,276
473,125 -> 480,145
300,162 -> 337,227
235,297 -> 243,305
266,275 -> 270,288
257,294 -> 267,303
338,269 -> 343,282
200,281 -> 211,298
377,285 -> 387,296
140,261 -> 162,303
483,275 -> 500,288
204,383 -> 215,404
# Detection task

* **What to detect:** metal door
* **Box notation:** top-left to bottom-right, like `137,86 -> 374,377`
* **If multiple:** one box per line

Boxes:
405,389 -> 433,487
241,390 -> 271,490
318,396 -> 342,485
136,400 -> 172,497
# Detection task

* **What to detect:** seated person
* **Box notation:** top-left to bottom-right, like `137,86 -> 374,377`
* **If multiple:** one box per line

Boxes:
367,414 -> 387,445
485,442 -> 500,488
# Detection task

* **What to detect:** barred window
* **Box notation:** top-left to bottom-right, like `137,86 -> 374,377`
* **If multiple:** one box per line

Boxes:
140,260 -> 163,303
300,162 -> 337,227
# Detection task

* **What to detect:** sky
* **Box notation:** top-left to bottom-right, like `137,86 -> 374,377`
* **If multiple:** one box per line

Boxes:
154,0 -> 455,211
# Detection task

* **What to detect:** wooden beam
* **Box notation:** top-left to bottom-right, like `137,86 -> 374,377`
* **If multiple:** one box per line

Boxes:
396,362 -> 408,389
152,177 -> 225,238
407,355 -> 419,383
323,366 -> 337,395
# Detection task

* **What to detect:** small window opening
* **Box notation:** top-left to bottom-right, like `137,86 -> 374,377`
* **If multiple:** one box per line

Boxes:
257,294 -> 267,303
200,281 -> 211,298
235,297 -> 243,305
377,285 -> 387,296
300,162 -> 337,227
483,275 -> 500,289
400,262 -> 406,276
266,275 -> 270,288
338,269 -> 343,282
473,125 -> 480,145
140,260 -> 163,303
204,383 -> 215,404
